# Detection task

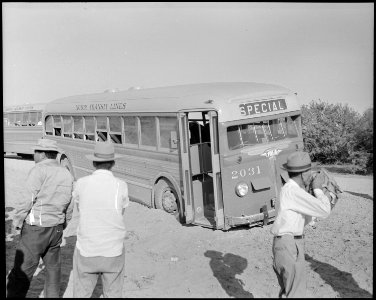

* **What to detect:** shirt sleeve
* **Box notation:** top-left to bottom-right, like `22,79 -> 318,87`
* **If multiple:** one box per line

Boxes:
122,181 -> 130,208
72,179 -> 82,215
72,180 -> 80,205
13,167 -> 43,229
26,166 -> 43,196
64,177 -> 75,225
304,214 -> 313,226
290,186 -> 331,219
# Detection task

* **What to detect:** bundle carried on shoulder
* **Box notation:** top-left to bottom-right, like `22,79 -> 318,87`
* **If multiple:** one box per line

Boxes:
308,168 -> 343,209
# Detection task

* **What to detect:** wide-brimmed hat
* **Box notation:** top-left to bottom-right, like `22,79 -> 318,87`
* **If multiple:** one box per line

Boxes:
281,151 -> 312,173
32,138 -> 60,152
85,142 -> 123,162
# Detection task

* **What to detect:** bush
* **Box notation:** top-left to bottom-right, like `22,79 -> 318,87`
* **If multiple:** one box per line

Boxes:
354,108 -> 373,173
301,100 -> 373,174
347,151 -> 370,174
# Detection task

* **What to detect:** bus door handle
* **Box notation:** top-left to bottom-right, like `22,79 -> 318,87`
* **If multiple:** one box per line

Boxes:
170,131 -> 178,149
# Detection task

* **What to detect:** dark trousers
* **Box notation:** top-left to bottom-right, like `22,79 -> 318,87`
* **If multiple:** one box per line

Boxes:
6,223 -> 64,298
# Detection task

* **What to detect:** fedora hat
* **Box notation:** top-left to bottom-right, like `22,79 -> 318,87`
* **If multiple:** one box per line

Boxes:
281,151 -> 312,173
85,142 -> 123,162
32,138 -> 60,152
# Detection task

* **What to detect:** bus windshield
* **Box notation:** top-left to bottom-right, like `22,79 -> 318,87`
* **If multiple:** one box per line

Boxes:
227,115 -> 301,150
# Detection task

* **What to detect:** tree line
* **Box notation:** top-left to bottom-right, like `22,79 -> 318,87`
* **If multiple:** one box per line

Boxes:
301,100 -> 373,175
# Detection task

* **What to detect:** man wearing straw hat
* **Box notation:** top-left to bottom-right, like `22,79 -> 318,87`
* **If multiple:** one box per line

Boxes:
271,151 -> 331,298
71,142 -> 129,298
7,138 -> 74,298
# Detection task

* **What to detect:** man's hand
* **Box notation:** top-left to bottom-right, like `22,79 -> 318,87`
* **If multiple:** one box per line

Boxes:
309,217 -> 318,228
6,223 -> 21,242
13,220 -> 22,233
311,172 -> 326,190
327,191 -> 339,209
60,237 -> 67,247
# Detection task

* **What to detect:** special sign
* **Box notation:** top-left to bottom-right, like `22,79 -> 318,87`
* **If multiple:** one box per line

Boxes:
239,99 -> 287,116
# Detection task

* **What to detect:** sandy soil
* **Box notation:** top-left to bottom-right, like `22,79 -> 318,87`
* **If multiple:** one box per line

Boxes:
4,157 -> 373,298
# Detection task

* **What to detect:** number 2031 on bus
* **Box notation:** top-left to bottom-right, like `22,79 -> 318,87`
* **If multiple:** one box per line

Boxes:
232,166 -> 261,180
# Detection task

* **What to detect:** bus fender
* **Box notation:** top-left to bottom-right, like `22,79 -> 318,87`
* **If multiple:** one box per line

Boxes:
152,173 -> 182,209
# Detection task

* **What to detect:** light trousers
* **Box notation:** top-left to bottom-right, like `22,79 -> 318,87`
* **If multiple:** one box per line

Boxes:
72,247 -> 125,298
272,235 -> 306,298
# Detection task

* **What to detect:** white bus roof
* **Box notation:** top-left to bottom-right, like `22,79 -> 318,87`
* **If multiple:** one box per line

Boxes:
4,102 -> 46,113
44,82 -> 301,122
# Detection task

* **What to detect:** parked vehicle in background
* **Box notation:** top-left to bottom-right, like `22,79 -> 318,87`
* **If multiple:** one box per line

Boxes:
3,103 -> 45,157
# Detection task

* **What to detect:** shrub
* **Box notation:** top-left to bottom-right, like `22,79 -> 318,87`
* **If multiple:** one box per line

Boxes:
354,108 -> 373,173
301,100 -> 360,165
301,100 -> 373,174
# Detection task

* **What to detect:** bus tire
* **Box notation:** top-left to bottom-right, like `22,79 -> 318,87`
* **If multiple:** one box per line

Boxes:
154,179 -> 180,219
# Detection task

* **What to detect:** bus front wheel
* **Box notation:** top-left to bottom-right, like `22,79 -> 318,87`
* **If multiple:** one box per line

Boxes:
154,180 -> 179,219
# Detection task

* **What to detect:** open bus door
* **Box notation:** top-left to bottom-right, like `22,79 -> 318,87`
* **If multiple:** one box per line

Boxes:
178,112 -> 194,223
178,111 -> 225,229
208,111 -> 225,229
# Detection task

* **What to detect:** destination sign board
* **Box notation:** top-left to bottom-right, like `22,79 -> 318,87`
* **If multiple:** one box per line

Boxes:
4,105 -> 35,112
239,99 -> 287,116
75,102 -> 127,111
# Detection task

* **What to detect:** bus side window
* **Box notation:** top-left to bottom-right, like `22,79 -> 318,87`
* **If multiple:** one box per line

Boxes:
53,116 -> 62,136
6,113 -> 14,126
15,113 -> 22,126
45,115 -> 53,135
21,112 -> 29,126
159,117 -> 177,150
124,116 -> 138,147
73,116 -> 84,139
4,113 -> 9,126
29,112 -> 38,126
109,116 -> 122,144
37,112 -> 42,125
84,116 -> 95,141
10,113 -> 16,126
140,116 -> 156,148
96,116 -> 108,142
63,116 -> 73,138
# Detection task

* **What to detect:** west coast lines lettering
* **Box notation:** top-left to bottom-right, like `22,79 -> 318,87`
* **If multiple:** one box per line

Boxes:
75,102 -> 127,111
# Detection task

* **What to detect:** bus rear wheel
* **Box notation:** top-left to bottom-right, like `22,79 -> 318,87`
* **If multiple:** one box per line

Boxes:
154,180 -> 179,219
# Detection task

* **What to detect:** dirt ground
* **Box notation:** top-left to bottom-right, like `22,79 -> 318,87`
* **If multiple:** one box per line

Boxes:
4,157 -> 373,298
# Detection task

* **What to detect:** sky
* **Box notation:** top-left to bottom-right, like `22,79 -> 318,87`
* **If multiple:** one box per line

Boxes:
2,2 -> 374,114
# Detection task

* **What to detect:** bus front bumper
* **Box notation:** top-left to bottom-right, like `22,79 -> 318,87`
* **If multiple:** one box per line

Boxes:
225,208 -> 276,228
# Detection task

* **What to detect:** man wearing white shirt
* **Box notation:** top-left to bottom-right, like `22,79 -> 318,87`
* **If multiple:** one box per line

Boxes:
72,142 -> 129,298
271,151 -> 331,298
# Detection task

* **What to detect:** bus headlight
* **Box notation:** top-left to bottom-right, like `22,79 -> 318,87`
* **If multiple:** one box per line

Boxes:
235,182 -> 249,197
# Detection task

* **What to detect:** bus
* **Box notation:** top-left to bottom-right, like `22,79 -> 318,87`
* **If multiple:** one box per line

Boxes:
43,82 -> 303,230
3,103 -> 45,156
